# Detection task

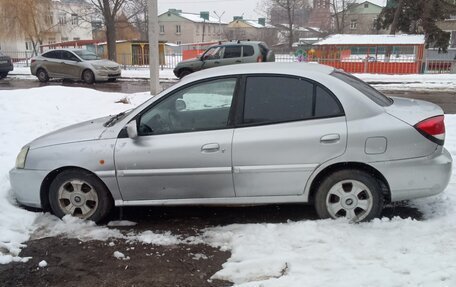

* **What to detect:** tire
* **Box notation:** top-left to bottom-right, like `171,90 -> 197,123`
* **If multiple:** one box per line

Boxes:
82,69 -> 95,84
0,72 -> 8,79
49,170 -> 113,223
108,78 -> 117,82
37,69 -> 49,83
178,69 -> 192,79
314,169 -> 384,222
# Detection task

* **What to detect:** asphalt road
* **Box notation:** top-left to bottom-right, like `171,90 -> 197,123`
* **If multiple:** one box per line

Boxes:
2,77 -> 456,113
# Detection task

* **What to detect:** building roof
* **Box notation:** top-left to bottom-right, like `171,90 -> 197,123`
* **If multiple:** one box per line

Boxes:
159,10 -> 227,24
314,34 -> 425,45
243,20 -> 275,29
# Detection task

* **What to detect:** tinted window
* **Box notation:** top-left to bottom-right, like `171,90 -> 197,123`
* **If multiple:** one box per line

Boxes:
223,46 -> 242,59
43,50 -> 61,59
243,45 -> 254,57
62,51 -> 80,61
139,78 -> 236,136
315,86 -> 344,118
243,76 -> 313,124
331,71 -> 392,106
73,50 -> 100,60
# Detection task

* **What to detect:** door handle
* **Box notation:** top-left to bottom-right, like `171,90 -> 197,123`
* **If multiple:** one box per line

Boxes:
320,134 -> 340,144
214,61 -> 220,64
235,60 -> 242,63
201,143 -> 220,153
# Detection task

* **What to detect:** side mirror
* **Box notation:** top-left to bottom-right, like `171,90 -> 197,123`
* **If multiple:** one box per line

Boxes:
175,99 -> 186,111
126,120 -> 138,139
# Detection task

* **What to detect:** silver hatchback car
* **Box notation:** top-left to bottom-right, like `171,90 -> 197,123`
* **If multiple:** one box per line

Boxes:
10,63 -> 452,223
31,48 -> 121,84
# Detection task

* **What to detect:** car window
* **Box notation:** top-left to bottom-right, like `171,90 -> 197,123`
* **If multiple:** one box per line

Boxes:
42,50 -> 61,59
223,46 -> 242,59
203,46 -> 223,60
315,86 -> 344,118
331,71 -> 393,106
62,51 -> 80,61
73,50 -> 100,60
243,76 -> 314,125
243,45 -> 255,57
139,78 -> 237,136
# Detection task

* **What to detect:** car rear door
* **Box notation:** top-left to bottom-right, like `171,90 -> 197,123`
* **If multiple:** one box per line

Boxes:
220,45 -> 242,66
115,77 -> 238,201
42,50 -> 64,77
232,75 -> 347,197
61,51 -> 83,79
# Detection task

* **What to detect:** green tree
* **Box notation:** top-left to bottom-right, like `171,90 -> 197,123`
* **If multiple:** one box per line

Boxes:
377,0 -> 456,51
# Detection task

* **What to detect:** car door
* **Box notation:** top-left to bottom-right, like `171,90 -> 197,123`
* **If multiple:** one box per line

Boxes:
61,51 -> 83,79
232,75 -> 347,197
241,45 -> 256,63
201,46 -> 224,69
42,50 -> 63,77
115,77 -> 238,201
220,45 -> 242,66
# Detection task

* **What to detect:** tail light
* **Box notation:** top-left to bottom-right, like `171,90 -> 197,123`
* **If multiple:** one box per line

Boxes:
414,115 -> 445,145
257,56 -> 263,62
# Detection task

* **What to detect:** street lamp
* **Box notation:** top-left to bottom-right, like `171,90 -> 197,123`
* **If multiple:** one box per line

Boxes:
213,11 -> 225,41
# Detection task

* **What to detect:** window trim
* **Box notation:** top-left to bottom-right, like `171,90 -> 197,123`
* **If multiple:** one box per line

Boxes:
129,76 -> 241,138
236,74 -> 345,128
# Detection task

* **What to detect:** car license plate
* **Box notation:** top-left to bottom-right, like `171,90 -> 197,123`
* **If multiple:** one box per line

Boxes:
0,60 -> 7,64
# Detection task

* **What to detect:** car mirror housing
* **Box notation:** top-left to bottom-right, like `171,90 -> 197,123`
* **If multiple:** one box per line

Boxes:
126,120 -> 138,139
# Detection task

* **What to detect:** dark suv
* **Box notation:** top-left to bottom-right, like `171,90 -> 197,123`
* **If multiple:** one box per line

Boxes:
173,41 -> 275,78
0,51 -> 14,79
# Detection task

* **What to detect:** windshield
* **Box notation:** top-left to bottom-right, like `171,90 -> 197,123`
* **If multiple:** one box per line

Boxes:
73,50 -> 101,61
331,71 -> 393,107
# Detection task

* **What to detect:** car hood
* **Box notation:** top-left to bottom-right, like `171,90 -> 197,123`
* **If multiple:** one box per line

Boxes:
89,59 -> 119,68
29,116 -> 111,149
177,58 -> 202,66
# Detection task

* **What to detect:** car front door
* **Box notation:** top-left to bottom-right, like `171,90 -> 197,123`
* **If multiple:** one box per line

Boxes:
115,78 -> 238,201
61,51 -> 84,79
232,76 -> 347,197
201,46 -> 224,69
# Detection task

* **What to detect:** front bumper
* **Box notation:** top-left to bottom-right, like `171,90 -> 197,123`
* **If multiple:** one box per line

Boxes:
371,147 -> 452,202
94,70 -> 121,81
9,168 -> 48,208
0,64 -> 13,73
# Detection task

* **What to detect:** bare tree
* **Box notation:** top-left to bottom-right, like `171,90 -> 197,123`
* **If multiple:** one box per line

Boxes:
0,0 -> 53,54
125,0 -> 149,40
266,0 -> 307,50
89,0 -> 129,60
331,0 -> 356,33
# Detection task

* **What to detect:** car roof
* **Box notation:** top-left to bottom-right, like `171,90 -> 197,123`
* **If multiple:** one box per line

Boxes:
183,62 -> 335,82
43,48 -> 85,53
220,41 -> 263,45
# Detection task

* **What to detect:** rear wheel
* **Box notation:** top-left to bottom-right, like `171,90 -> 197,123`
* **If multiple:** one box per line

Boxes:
49,170 -> 113,223
82,69 -> 95,84
0,72 -> 8,79
37,69 -> 49,82
314,169 -> 384,222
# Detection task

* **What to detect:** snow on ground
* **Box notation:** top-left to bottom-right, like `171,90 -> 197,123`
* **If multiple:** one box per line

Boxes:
1,85 -> 456,285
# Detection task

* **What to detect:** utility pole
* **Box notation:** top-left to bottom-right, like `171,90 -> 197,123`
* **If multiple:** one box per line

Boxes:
213,11 -> 225,41
148,0 -> 160,95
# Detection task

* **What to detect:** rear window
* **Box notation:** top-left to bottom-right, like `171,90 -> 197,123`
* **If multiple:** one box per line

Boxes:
43,50 -> 61,59
243,45 -> 254,57
331,71 -> 392,106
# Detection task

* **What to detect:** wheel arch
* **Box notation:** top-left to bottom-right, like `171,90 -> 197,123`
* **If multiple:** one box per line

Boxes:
307,162 -> 391,205
40,166 -> 114,212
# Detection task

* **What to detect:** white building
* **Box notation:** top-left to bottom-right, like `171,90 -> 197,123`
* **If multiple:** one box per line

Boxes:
0,0 -> 93,53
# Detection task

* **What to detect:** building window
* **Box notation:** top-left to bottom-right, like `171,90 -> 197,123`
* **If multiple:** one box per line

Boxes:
176,41 -> 182,45
160,25 -> 165,34
48,38 -> 56,45
364,3 -> 369,8
73,37 -> 80,41
176,25 -> 181,34
350,19 -> 358,30
25,41 -> 33,51
59,13 -> 66,25
71,14 -> 78,25
45,13 -> 54,25
61,37 -> 69,42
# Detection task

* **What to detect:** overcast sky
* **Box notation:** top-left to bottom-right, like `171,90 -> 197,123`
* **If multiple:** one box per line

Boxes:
157,0 -> 265,23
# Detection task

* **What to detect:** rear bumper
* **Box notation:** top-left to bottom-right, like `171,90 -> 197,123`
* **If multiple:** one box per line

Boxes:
371,148 -> 452,202
9,168 -> 48,208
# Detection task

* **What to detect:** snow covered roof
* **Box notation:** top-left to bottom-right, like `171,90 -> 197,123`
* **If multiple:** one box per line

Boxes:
170,11 -> 227,24
314,34 -> 426,46
358,0 -> 387,7
243,20 -> 275,29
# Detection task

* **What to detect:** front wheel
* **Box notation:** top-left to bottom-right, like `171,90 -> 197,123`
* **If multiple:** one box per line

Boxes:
0,72 -> 8,79
314,169 -> 384,222
82,70 -> 95,84
49,170 -> 113,223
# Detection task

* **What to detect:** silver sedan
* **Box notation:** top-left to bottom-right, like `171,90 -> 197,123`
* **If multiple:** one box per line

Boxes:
30,48 -> 121,84
10,63 -> 452,223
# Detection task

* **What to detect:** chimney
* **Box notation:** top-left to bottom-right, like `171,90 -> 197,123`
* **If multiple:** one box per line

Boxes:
258,18 -> 266,26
